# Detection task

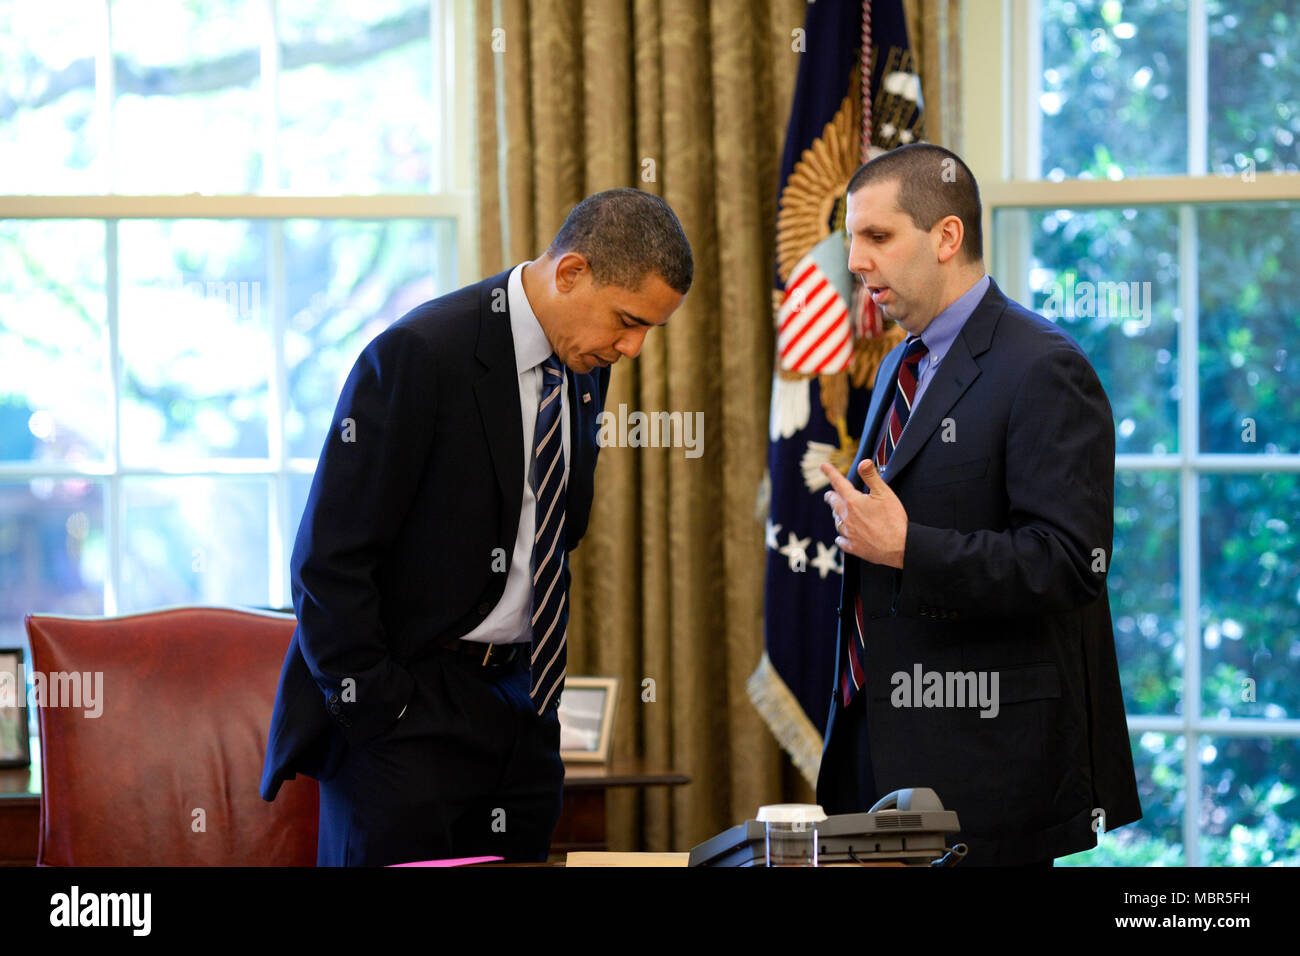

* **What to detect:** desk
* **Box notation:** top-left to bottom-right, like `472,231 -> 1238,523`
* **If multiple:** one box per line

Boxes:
552,759 -> 691,854
0,740 -> 688,865
0,736 -> 39,867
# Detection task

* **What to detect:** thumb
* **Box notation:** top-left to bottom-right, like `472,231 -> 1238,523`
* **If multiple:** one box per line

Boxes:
858,458 -> 888,490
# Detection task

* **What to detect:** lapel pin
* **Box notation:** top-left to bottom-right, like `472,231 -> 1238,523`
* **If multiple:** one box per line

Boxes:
582,392 -> 591,404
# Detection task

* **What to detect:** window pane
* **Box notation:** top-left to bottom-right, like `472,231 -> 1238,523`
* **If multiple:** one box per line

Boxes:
286,218 -> 454,460
1200,473 -> 1299,718
1112,470 -> 1181,716
1006,205 -> 1180,454
1061,731 -> 1184,865
118,220 -> 270,466
120,477 -> 269,611
1207,1 -> 1300,175
287,471 -> 313,545
1040,0 -> 1188,179
1199,736 -> 1300,865
0,1 -> 100,193
110,0 -> 263,193
1198,203 -> 1300,454
0,220 -> 109,464
0,479 -> 105,651
278,2 -> 433,192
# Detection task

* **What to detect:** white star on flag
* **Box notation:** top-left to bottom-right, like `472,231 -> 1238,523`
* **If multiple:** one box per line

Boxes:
810,541 -> 843,579
779,532 -> 812,573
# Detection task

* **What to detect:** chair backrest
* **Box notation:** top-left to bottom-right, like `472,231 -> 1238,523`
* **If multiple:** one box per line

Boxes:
25,606 -> 318,866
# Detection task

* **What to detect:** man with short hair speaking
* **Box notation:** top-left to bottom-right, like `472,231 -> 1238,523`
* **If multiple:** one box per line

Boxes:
261,188 -> 693,865
817,144 -> 1141,865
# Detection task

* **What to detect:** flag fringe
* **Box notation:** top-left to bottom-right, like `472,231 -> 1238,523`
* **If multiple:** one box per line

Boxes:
746,651 -> 823,787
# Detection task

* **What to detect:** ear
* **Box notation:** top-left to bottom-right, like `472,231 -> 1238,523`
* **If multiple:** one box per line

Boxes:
553,252 -> 590,293
934,215 -> 965,265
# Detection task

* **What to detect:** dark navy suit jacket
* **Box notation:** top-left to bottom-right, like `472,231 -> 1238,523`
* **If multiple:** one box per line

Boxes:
815,278 -> 1142,864
261,268 -> 610,800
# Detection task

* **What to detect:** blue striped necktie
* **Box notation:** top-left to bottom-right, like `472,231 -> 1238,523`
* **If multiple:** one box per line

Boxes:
841,336 -> 928,706
529,354 -> 568,714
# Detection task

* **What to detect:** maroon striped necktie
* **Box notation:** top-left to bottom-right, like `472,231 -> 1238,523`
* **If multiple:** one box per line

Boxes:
840,336 -> 929,707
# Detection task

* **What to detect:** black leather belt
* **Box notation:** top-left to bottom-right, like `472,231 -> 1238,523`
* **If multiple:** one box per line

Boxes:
438,637 -> 527,669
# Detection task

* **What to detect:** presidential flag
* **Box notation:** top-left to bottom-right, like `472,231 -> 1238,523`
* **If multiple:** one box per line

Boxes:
748,0 -> 926,783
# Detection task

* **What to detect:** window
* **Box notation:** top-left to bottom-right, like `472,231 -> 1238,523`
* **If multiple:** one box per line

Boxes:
0,1 -> 476,663
966,0 -> 1300,864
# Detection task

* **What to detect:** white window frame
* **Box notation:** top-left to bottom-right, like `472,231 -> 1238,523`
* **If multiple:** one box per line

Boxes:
962,0 -> 1300,866
0,0 -> 478,613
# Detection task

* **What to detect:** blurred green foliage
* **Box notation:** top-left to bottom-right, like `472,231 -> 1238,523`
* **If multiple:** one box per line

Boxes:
1035,0 -> 1300,865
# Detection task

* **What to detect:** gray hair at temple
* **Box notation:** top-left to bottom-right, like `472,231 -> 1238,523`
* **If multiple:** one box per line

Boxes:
847,143 -> 984,263
547,188 -> 694,295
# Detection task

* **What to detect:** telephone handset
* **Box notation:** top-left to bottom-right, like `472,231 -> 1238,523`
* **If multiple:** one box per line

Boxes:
868,786 -> 947,814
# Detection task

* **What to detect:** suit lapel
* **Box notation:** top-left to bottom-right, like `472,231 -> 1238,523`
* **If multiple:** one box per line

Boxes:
880,279 -> 1005,483
565,367 -> 584,476
472,272 -> 524,529
850,346 -> 904,490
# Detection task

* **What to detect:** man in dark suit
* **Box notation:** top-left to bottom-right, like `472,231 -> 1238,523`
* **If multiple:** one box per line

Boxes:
260,188 -> 692,865
817,144 -> 1141,865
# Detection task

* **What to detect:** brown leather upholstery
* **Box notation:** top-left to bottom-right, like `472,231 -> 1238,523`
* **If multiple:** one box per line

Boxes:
25,607 -> 318,865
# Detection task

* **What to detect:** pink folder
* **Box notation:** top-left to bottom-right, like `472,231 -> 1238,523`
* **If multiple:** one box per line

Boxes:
388,856 -> 504,867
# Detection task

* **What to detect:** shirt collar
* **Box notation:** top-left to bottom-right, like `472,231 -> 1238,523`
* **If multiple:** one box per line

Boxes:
507,261 -> 555,375
918,273 -> 990,365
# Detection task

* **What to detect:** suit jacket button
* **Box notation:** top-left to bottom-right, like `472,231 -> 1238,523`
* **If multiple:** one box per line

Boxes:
328,693 -> 339,704
477,602 -> 492,615
329,701 -> 341,714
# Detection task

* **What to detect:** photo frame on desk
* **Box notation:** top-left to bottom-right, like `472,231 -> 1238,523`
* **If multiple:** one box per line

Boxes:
0,648 -> 30,768
558,676 -> 618,763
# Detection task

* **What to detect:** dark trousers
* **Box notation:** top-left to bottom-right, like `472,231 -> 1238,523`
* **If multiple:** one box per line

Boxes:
815,690 -> 879,815
316,650 -> 564,866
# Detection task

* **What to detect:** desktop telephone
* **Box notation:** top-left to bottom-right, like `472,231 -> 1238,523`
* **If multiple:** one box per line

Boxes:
687,787 -> 967,867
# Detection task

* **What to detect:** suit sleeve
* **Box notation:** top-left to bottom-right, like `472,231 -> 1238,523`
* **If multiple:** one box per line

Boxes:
290,325 -> 436,746
897,344 -> 1115,620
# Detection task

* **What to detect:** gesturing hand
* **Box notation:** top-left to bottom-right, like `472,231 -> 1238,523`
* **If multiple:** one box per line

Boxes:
820,459 -> 909,570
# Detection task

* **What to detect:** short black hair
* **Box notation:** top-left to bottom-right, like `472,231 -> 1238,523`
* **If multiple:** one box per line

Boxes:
547,188 -> 694,294
846,143 -> 983,262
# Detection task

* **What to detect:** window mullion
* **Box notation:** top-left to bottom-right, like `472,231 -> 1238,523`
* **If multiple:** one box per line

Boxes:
1011,0 -> 1041,180
1188,0 -> 1208,176
105,219 -> 121,616
268,222 -> 288,609
263,0 -> 288,608
1178,202 -> 1202,866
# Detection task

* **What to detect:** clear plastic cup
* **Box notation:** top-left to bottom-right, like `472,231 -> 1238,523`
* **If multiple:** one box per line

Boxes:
756,804 -> 827,866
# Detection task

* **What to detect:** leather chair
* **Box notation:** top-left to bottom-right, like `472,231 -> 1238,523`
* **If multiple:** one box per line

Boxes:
25,606 -> 318,865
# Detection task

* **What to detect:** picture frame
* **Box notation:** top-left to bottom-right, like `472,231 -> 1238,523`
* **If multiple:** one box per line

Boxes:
558,676 -> 619,763
0,648 -> 31,769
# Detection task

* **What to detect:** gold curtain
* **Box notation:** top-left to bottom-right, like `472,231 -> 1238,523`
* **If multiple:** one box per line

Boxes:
475,0 -> 960,852
904,0 -> 963,150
